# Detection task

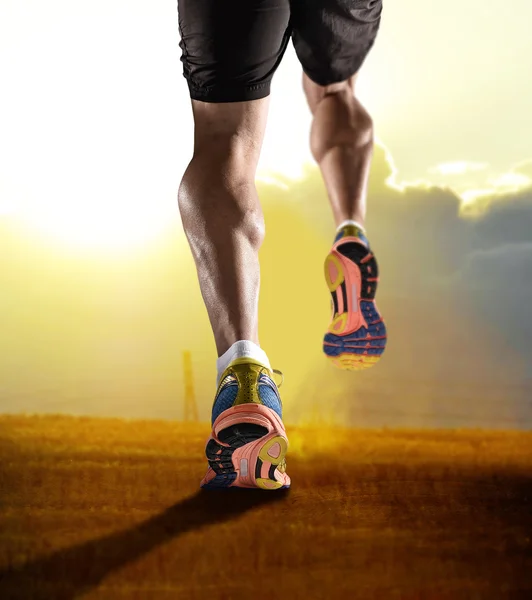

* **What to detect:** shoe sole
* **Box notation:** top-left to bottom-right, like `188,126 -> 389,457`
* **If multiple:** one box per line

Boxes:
200,405 -> 290,491
323,239 -> 387,370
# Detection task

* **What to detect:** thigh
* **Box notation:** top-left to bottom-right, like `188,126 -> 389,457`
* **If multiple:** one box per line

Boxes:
291,0 -> 382,86
177,0 -> 291,103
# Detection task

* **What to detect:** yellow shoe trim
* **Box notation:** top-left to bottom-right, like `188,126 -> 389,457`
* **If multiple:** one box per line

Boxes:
258,435 -> 288,464
256,435 -> 288,490
329,312 -> 348,334
327,354 -> 381,370
213,358 -> 280,411
256,478 -> 284,490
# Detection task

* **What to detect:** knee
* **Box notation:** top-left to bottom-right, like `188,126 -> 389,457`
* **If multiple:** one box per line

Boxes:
309,86 -> 374,163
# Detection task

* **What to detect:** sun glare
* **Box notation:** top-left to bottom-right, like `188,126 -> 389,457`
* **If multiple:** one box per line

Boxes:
7,193 -> 178,253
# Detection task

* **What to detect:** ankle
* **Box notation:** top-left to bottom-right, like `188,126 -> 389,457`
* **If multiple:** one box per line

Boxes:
216,340 -> 271,385
334,220 -> 369,247
336,219 -> 365,233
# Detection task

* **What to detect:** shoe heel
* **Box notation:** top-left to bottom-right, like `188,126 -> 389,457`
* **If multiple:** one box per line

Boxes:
203,403 -> 290,490
255,435 -> 289,490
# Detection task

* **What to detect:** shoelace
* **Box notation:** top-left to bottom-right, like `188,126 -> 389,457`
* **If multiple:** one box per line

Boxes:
272,368 -> 284,388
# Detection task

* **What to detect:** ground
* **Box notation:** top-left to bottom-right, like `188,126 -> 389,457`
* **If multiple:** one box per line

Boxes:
0,414 -> 531,599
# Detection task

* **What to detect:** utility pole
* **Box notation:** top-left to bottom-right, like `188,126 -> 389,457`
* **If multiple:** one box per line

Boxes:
183,350 -> 198,422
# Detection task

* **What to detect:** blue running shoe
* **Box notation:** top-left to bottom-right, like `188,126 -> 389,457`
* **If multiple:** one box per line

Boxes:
200,358 -> 290,490
323,223 -> 387,370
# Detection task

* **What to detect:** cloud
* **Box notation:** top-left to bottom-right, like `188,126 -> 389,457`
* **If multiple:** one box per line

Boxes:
464,187 -> 532,247
451,243 -> 532,360
452,242 -> 532,288
279,143 -> 532,427
386,146 -> 532,209
514,159 -> 532,179
461,173 -> 532,205
428,161 -> 488,176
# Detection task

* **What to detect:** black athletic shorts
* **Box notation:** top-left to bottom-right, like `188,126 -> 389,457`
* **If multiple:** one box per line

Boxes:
177,0 -> 382,103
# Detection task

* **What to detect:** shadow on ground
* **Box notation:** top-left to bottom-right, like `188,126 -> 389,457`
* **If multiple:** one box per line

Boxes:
0,489 -> 288,600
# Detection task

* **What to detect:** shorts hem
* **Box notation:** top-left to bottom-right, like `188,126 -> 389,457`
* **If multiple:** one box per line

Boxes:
187,81 -> 272,103
302,59 -> 367,88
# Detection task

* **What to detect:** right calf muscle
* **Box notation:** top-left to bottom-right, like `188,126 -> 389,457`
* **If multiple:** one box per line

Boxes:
178,155 -> 265,356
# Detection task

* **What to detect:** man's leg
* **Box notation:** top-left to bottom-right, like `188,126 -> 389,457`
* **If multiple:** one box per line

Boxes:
177,0 -> 291,490
177,98 -> 269,359
303,73 -> 373,229
178,100 -> 290,490
310,74 -> 385,371
290,0 -> 386,370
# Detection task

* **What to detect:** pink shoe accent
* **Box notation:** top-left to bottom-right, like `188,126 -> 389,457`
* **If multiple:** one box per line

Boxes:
328,260 -> 339,284
212,404 -> 283,439
200,467 -> 217,487
330,248 -> 365,334
267,442 -> 281,458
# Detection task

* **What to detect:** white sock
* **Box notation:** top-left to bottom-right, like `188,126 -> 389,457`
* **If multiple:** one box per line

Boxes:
216,340 -> 271,385
336,219 -> 366,233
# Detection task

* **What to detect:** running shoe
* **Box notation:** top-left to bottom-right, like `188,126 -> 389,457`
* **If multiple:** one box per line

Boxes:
323,223 -> 387,369
200,357 -> 290,490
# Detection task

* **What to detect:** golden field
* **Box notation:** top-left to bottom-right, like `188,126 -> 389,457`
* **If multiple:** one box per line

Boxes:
1,414 -> 531,599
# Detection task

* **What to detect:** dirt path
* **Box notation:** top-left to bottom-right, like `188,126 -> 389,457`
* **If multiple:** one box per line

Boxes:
1,415 -> 531,599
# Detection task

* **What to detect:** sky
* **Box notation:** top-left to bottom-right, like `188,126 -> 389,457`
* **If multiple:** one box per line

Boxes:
0,1 -> 531,427
2,0 -> 532,235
